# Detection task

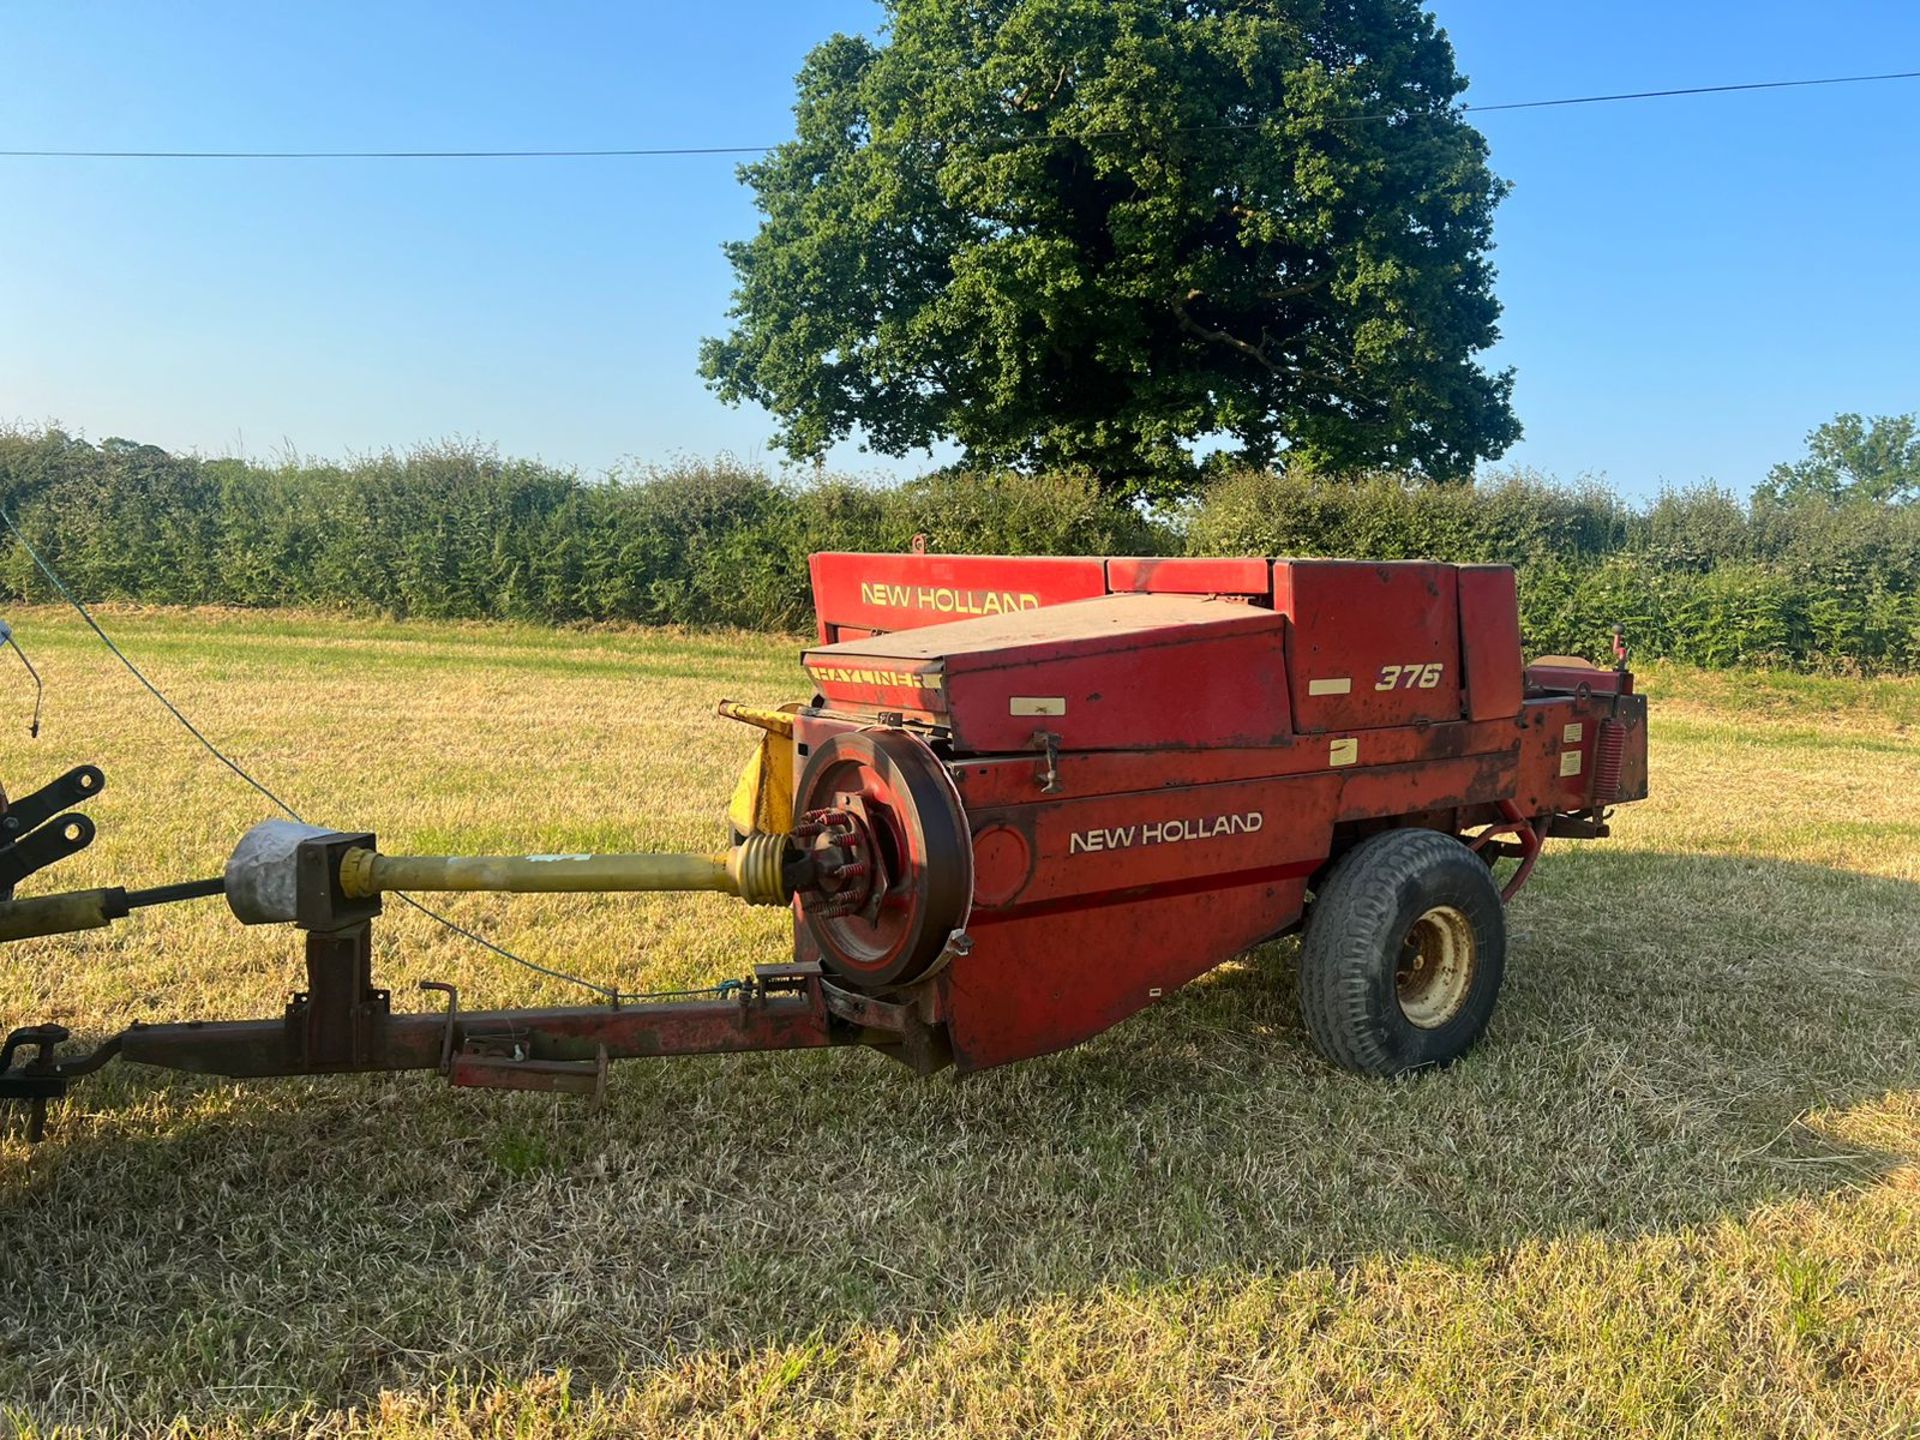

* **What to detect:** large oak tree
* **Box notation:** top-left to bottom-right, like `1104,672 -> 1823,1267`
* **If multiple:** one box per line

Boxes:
702,0 -> 1519,497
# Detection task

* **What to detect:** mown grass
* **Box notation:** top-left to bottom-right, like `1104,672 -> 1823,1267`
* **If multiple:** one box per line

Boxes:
3,609 -> 1920,1437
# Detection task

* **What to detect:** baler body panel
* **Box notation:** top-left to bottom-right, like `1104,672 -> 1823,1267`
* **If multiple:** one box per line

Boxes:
1335,750 -> 1519,822
1457,566 -> 1526,721
961,773 -> 1339,913
947,718 -> 1525,806
1272,560 -> 1463,732
803,593 -> 1292,753
1497,692 -> 1650,812
1104,556 -> 1272,598
942,876 -> 1314,1071
945,766 -> 1339,1070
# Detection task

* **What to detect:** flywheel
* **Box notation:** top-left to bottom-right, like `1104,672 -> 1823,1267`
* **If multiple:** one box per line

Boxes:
791,730 -> 972,990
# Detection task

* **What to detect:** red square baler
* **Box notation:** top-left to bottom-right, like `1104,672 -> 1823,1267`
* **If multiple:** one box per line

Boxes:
793,552 -> 1645,1074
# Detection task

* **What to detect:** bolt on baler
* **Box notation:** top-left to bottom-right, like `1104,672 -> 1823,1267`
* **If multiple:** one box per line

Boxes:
2,552 -> 1647,1140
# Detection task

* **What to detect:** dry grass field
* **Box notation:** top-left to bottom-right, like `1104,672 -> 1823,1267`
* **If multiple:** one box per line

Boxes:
4,606 -> 1920,1437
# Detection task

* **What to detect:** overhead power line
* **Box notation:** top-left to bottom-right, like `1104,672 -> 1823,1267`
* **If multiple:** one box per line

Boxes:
1,67 -> 1916,160
1457,67 -> 1920,113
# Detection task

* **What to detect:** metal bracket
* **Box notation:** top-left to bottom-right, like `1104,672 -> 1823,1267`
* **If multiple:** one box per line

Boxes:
451,1039 -> 609,1103
284,923 -> 390,1071
0,813 -> 97,893
1,766 -> 104,843
0,766 -> 105,896
1032,730 -> 1062,794
419,981 -> 460,1075
818,979 -> 953,1075
1,1024 -> 71,1142
752,959 -> 824,1003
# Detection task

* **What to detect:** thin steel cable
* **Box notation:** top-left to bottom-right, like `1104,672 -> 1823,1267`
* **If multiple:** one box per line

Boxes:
1,69 -> 1915,159
0,618 -> 45,737
0,144 -> 775,159
1459,70 -> 1920,113
0,514 -> 306,816
0,508 -> 731,1005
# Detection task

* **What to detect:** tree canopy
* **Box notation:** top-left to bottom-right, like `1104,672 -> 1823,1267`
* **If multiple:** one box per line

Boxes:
700,0 -> 1520,498
1757,412 -> 1920,508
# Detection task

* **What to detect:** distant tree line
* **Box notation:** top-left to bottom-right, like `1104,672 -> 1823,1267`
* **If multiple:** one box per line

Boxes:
2,420 -> 1917,672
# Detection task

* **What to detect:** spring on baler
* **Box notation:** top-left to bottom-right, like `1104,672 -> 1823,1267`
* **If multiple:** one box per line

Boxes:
1593,718 -> 1626,804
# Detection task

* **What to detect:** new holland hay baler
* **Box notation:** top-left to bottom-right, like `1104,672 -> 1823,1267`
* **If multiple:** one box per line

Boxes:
1,552 -> 1646,1139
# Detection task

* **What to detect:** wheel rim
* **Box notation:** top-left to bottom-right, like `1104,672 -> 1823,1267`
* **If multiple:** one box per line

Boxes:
1395,904 -> 1476,1029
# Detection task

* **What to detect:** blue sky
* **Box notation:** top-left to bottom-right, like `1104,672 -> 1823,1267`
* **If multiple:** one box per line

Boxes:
2,1 -> 1916,498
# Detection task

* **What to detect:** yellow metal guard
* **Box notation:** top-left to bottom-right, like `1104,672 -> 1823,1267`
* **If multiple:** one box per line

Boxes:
718,700 -> 800,837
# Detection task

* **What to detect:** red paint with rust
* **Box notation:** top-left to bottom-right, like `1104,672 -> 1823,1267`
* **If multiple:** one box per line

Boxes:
804,593 -> 1291,752
1457,566 -> 1526,722
1104,555 -> 1272,597
1272,560 -> 1462,732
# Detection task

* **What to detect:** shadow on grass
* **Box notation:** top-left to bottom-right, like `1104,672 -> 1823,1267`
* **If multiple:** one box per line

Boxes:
5,848 -> 1919,1420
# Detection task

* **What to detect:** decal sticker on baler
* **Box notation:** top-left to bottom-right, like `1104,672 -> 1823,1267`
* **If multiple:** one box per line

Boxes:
1068,811 -> 1264,854
858,581 -> 1040,617
1374,662 -> 1447,691
805,664 -> 942,690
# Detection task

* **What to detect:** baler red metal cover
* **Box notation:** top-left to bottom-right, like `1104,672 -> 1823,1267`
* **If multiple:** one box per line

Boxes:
1272,560 -> 1463,732
803,592 -> 1293,752
1104,556 -> 1272,598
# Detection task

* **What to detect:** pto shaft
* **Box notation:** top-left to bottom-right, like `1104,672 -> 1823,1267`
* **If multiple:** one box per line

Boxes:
0,877 -> 226,943
334,830 -> 792,907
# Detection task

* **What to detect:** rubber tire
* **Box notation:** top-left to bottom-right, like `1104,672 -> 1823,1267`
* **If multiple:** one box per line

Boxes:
1298,829 -> 1506,1076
